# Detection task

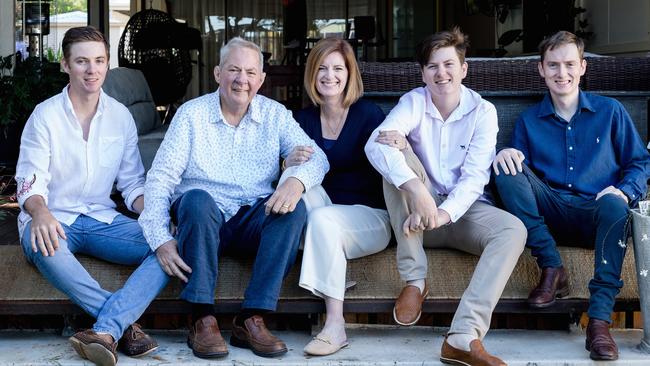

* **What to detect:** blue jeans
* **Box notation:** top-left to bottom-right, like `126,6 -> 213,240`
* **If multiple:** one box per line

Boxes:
493,164 -> 630,322
21,214 -> 169,341
171,189 -> 306,311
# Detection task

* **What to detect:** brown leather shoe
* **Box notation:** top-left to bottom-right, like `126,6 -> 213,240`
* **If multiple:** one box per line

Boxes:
118,323 -> 158,357
527,266 -> 569,308
585,318 -> 619,360
187,315 -> 228,358
230,315 -> 288,357
440,338 -> 506,366
69,329 -> 118,366
393,281 -> 429,326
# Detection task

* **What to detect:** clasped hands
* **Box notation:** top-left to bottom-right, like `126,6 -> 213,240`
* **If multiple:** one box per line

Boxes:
400,179 -> 450,237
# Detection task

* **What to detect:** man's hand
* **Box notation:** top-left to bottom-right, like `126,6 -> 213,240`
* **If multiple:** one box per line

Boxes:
596,185 -> 629,204
375,130 -> 408,151
400,179 -> 438,236
492,148 -> 526,176
265,177 -> 304,215
24,195 -> 66,256
155,239 -> 192,282
132,195 -> 144,214
284,146 -> 314,169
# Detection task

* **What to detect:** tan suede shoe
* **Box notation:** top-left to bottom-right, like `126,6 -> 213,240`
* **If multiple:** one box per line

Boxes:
440,338 -> 506,366
393,281 -> 428,326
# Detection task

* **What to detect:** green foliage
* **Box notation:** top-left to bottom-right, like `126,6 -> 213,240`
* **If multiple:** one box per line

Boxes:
0,54 -> 68,138
45,47 -> 63,63
50,0 -> 87,14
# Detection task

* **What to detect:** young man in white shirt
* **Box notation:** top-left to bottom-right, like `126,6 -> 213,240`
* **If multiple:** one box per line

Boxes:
15,26 -> 168,366
365,28 -> 526,365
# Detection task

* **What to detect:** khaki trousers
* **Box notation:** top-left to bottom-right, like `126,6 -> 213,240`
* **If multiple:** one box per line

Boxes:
384,149 -> 526,339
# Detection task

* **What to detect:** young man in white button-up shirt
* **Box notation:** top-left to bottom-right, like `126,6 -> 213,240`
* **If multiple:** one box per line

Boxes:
15,27 -> 168,366
365,28 -> 526,366
139,37 -> 328,359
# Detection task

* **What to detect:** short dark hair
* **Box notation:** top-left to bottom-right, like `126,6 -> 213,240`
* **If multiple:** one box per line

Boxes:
538,31 -> 584,62
62,26 -> 109,61
415,27 -> 469,68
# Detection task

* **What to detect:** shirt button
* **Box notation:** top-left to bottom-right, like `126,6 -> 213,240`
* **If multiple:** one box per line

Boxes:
569,166 -> 574,170
568,126 -> 572,130
569,146 -> 573,150
568,184 -> 573,188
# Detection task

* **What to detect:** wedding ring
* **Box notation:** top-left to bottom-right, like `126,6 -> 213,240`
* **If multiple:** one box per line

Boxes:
281,204 -> 290,208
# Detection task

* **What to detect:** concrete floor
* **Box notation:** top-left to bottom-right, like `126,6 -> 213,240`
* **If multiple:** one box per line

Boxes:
1,325 -> 649,365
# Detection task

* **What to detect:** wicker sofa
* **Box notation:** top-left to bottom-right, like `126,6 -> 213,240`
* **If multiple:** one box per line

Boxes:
1,57 -> 648,318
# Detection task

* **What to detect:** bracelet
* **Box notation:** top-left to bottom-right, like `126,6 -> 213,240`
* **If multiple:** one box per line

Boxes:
281,159 -> 287,171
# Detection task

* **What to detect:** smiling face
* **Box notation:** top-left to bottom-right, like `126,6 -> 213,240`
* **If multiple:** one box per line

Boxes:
61,41 -> 108,98
315,51 -> 348,103
538,43 -> 586,99
214,46 -> 266,113
421,46 -> 467,100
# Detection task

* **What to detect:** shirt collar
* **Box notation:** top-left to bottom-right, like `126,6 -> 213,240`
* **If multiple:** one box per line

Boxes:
211,88 -> 262,126
61,85 -> 106,120
424,84 -> 481,122
537,90 -> 595,118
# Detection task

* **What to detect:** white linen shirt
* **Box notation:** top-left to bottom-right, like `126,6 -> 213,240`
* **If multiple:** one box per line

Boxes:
364,85 -> 498,222
15,86 -> 145,238
139,90 -> 329,251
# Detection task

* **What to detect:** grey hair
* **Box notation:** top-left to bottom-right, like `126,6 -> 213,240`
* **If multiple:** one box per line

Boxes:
219,37 -> 264,69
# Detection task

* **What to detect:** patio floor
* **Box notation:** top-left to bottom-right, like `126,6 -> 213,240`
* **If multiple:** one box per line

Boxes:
1,326 -> 649,365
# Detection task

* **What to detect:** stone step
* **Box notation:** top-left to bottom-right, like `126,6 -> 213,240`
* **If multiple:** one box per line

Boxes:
1,326 -> 648,365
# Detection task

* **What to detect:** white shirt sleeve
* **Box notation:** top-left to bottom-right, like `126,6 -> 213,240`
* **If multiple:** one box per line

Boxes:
439,102 -> 498,222
364,92 -> 420,188
15,110 -> 52,210
139,108 -> 192,251
116,114 -> 146,212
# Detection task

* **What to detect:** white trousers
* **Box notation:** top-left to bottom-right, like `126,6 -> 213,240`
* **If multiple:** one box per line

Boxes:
281,167 -> 392,301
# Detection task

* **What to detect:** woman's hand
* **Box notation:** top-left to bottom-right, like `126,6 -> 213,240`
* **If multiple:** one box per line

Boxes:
284,145 -> 314,169
376,130 -> 408,150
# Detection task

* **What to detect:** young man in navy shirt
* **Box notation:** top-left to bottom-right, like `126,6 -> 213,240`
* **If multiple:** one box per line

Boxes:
493,30 -> 650,361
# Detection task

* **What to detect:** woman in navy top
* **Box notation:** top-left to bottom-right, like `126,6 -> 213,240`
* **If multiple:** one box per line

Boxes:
281,38 -> 396,356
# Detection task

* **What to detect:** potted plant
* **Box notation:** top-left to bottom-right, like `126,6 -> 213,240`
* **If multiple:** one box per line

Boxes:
0,53 -> 68,167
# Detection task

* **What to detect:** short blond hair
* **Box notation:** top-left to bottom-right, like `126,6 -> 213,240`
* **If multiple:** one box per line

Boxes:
303,38 -> 363,108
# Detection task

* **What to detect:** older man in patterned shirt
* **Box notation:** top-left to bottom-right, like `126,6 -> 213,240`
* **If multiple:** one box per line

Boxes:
139,37 -> 328,359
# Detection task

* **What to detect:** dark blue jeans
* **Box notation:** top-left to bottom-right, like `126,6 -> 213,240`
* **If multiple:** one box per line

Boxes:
493,164 -> 630,322
170,189 -> 306,311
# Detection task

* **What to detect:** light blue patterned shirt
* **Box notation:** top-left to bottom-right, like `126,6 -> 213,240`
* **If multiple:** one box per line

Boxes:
139,90 -> 329,250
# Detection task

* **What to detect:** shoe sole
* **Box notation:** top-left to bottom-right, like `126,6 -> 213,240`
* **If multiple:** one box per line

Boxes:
528,286 -> 570,309
229,335 -> 287,358
303,341 -> 349,356
585,340 -> 619,361
440,356 -> 471,366
393,289 -> 429,326
69,337 -> 117,366
122,345 -> 159,358
186,340 -> 228,359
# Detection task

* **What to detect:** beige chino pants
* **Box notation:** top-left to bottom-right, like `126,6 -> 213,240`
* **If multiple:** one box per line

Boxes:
384,149 -> 526,339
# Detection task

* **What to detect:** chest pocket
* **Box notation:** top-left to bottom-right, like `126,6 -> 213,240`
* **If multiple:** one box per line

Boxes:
99,137 -> 124,168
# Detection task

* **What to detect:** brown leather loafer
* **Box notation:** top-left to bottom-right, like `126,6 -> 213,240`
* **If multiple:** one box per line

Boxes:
187,315 -> 228,358
230,315 -> 288,357
393,281 -> 429,326
118,323 -> 158,357
586,318 -> 619,360
440,338 -> 506,366
69,329 -> 118,366
527,266 -> 569,308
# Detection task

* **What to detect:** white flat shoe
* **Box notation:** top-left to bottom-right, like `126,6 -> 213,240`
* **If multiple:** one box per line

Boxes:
303,334 -> 349,356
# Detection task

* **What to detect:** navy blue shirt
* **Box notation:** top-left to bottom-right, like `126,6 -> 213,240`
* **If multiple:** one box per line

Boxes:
512,91 -> 650,203
295,99 -> 386,209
